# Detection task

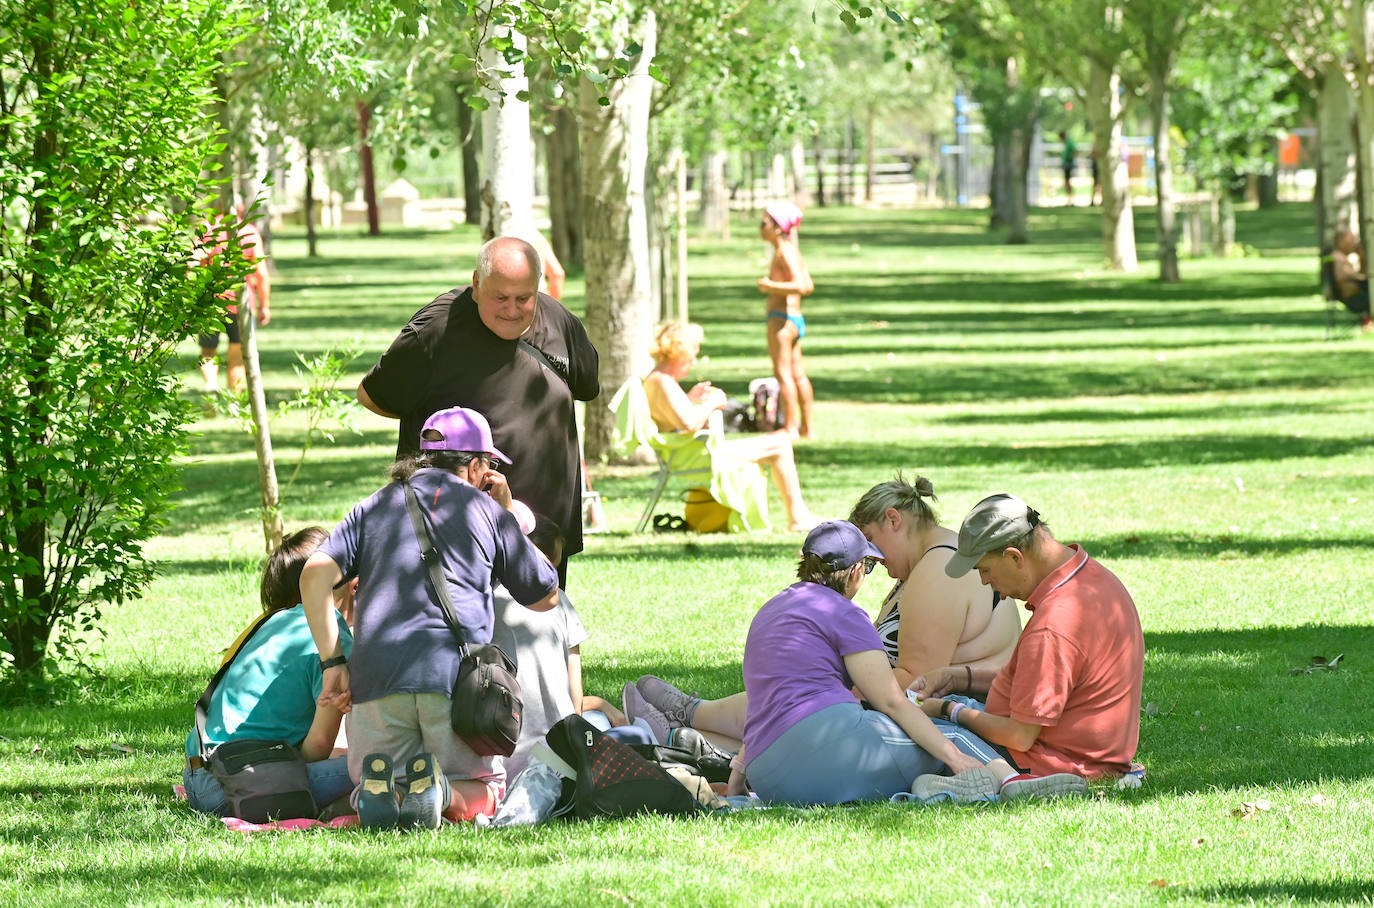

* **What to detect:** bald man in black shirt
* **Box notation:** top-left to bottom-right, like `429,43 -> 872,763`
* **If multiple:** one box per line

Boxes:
358,236 -> 600,583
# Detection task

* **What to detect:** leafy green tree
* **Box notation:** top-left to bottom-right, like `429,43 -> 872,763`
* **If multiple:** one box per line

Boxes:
0,0 -> 245,681
1172,27 -> 1299,255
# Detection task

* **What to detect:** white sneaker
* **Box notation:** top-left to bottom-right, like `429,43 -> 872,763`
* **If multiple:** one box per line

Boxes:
909,767 -> 1002,804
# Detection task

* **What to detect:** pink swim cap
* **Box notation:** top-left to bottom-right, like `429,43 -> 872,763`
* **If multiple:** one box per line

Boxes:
765,200 -> 803,235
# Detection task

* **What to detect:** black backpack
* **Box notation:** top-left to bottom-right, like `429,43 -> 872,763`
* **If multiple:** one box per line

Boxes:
544,714 -> 698,820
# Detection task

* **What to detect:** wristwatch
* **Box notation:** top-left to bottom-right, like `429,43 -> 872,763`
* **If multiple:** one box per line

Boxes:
940,699 -> 953,720
320,654 -> 348,671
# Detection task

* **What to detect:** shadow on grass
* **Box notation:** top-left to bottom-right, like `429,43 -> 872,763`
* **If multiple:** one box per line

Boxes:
1181,879 -> 1374,904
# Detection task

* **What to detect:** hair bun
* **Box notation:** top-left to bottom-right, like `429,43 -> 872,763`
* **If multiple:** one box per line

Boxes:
914,476 -> 936,498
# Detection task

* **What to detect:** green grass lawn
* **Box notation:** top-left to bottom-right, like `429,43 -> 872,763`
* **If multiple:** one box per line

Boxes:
4,203 -> 1374,906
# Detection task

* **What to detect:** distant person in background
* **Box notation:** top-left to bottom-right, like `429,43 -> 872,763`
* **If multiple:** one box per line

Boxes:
195,214 -> 271,394
1059,131 -> 1076,204
1331,227 -> 1373,330
758,200 -> 815,440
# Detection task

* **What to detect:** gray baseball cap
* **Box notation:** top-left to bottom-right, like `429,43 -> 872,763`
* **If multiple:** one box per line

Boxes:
944,493 -> 1039,578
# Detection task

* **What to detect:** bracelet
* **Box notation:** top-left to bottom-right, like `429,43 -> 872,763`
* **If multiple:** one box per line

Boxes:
940,699 -> 952,720
320,654 -> 348,670
965,665 -> 973,690
949,703 -> 965,726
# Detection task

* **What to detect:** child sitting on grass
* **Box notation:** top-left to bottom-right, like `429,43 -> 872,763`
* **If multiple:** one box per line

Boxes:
491,514 -> 627,778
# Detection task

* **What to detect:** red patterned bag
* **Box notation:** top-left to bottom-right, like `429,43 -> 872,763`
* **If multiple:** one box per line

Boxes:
544,714 -> 697,820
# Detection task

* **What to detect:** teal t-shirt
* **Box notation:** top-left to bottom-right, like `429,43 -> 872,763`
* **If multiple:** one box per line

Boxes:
186,604 -> 353,757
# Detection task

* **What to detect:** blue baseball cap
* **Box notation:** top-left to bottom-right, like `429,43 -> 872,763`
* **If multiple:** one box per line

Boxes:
803,520 -> 883,572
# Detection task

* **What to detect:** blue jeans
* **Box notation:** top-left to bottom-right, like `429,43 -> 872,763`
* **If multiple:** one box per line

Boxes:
183,756 -> 354,817
747,702 -> 1001,806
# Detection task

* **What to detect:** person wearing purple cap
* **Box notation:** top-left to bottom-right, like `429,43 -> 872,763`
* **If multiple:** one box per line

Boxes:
299,406 -> 559,829
722,519 -> 1019,805
357,236 -> 599,586
758,201 -> 815,439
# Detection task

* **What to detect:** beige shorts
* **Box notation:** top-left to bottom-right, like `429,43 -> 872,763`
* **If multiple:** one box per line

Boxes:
347,692 -> 504,804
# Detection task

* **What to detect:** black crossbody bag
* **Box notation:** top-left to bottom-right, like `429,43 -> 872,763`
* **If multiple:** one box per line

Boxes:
402,480 -> 524,757
193,614 -> 317,823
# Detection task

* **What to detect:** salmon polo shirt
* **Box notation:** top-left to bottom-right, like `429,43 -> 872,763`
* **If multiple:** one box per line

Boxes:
984,545 -> 1144,778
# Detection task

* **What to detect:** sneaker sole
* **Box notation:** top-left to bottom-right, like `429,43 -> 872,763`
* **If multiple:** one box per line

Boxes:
909,768 -> 1002,804
357,752 -> 399,829
398,753 -> 448,830
1000,772 -> 1088,801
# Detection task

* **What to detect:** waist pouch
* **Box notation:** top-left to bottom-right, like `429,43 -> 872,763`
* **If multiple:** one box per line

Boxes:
207,738 -> 317,823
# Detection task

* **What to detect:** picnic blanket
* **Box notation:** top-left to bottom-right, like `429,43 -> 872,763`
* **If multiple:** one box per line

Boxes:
173,783 -> 359,833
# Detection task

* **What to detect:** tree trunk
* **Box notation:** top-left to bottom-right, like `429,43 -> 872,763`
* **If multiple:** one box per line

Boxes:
303,143 -> 318,258
1008,117 -> 1032,244
479,20 -> 536,243
236,294 -> 284,552
1148,71 -> 1179,282
813,129 -> 826,206
1216,190 -> 1235,256
789,135 -> 810,206
1086,60 -> 1138,271
646,149 -> 663,321
989,131 -> 1011,229
546,105 -> 583,267
701,134 -> 729,239
357,99 -> 380,236
212,67 -> 235,213
926,132 -> 940,202
580,11 -> 657,463
769,151 -> 787,199
1319,63 -> 1358,252
457,90 -> 482,226
676,146 -> 689,321
864,107 -> 876,204
9,43 -> 58,676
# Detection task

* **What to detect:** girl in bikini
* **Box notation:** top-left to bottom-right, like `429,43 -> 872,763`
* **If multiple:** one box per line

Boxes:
758,201 -> 815,439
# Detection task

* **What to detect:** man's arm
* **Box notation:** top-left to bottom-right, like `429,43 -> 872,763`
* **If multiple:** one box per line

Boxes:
943,702 -> 1042,753
357,383 -> 400,419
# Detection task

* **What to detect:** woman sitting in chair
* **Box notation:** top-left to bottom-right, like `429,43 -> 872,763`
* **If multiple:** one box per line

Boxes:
644,320 -> 819,532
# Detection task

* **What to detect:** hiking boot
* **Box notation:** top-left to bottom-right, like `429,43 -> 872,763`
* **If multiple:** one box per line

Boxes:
635,675 -> 701,729
999,772 -> 1088,801
357,752 -> 399,829
398,752 -> 450,830
622,681 -> 670,744
909,767 -> 1002,804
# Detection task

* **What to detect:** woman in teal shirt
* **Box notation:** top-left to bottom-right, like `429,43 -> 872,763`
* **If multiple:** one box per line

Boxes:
183,527 -> 355,817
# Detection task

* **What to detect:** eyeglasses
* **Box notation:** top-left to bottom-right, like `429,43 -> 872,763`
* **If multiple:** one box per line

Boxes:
862,557 -> 879,574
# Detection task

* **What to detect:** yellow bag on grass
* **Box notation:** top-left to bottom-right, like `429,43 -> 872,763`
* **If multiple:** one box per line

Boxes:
683,487 -> 734,533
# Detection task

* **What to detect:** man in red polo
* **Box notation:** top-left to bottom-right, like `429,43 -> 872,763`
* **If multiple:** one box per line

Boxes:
912,494 -> 1144,781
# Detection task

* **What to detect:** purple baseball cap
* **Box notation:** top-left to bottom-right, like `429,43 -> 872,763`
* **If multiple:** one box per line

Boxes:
803,519 -> 883,572
419,406 -> 511,464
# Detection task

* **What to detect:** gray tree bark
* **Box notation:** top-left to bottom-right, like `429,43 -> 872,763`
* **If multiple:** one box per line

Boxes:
1148,70 -> 1179,281
579,12 -> 657,462
1318,63 -> 1357,250
1085,60 -> 1138,271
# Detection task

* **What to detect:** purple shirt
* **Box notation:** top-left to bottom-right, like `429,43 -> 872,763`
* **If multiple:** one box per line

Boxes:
742,582 -> 886,761
320,467 -> 557,705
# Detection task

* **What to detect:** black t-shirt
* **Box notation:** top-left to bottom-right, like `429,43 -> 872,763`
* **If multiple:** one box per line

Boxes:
361,287 -> 600,559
